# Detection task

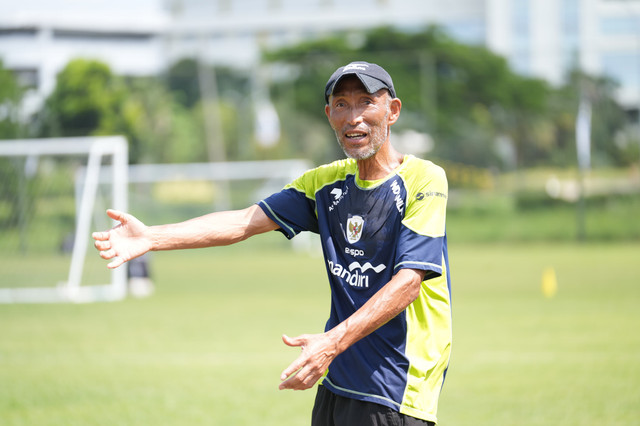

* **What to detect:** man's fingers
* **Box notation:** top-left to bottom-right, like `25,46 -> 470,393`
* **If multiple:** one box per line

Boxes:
94,240 -> 110,251
106,209 -> 126,223
280,335 -> 308,381
279,369 -> 298,388
279,373 -> 299,390
93,208 -> 126,243
92,231 -> 110,241
107,257 -> 125,269
282,334 -> 295,346
93,209 -> 141,270
99,248 -> 117,260
279,365 -> 317,390
282,334 -> 305,348
280,356 -> 304,381
279,367 -> 305,389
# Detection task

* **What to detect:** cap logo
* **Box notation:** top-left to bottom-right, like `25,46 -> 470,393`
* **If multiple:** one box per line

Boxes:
343,63 -> 368,73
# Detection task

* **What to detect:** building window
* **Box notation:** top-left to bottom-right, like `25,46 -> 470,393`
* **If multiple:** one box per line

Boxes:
511,0 -> 531,74
444,20 -> 486,45
12,68 -> 39,89
0,28 -> 38,40
601,52 -> 640,90
600,16 -> 640,36
53,30 -> 154,42
561,0 -> 580,73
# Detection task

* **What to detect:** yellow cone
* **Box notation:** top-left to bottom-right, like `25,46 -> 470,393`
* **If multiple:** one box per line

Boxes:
541,267 -> 558,298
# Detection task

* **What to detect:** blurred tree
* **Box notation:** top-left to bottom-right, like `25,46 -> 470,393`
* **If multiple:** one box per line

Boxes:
39,59 -> 208,164
263,34 -> 365,162
166,60 -> 258,161
33,31 -> 630,169
167,58 -> 201,109
123,76 -> 205,164
41,59 -> 125,136
264,26 -> 628,170
545,70 -> 632,168
38,59 -> 146,159
0,59 -> 24,139
167,59 -> 251,108
571,70 -> 629,167
0,59 -> 26,228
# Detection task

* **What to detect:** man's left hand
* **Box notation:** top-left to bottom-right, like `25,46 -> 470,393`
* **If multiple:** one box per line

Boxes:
279,333 -> 338,390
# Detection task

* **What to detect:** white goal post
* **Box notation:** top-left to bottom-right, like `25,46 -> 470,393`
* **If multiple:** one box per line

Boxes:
0,136 -> 128,303
0,135 -> 313,304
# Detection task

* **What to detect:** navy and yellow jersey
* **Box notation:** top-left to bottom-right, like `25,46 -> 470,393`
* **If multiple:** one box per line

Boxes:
258,154 -> 452,424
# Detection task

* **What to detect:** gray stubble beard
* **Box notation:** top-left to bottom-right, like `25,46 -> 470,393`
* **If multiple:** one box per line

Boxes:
335,111 -> 389,161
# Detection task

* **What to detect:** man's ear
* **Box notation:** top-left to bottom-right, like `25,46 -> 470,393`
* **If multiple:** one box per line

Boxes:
325,103 -> 331,120
388,98 -> 402,126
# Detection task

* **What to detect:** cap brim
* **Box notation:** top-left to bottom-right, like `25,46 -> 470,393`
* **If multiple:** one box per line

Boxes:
325,73 -> 392,102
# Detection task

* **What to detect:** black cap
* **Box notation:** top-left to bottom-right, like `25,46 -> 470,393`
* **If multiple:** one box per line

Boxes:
324,61 -> 396,104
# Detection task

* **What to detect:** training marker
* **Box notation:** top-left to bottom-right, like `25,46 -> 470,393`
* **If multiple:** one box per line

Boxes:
541,267 -> 558,298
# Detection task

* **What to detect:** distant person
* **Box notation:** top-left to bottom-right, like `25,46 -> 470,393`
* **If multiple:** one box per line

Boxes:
93,61 -> 452,426
127,254 -> 154,298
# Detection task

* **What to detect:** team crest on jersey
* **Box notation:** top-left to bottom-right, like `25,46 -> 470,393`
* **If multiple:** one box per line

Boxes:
346,215 -> 364,244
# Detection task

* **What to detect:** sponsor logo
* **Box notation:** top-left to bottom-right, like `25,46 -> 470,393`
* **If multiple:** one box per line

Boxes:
327,260 -> 387,288
416,191 -> 447,201
346,215 -> 364,244
390,180 -> 405,213
343,63 -> 368,73
345,247 -> 365,257
349,261 -> 387,273
328,186 -> 348,212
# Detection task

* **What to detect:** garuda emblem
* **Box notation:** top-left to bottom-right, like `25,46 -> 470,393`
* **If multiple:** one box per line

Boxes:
346,215 -> 364,244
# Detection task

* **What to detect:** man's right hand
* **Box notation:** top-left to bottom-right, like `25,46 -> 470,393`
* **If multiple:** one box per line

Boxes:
93,209 -> 152,269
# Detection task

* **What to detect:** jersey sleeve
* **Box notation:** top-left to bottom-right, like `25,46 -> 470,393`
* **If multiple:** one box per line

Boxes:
394,162 -> 448,279
257,170 -> 319,239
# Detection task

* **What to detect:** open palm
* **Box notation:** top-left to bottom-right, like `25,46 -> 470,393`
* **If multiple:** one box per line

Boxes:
93,209 -> 152,269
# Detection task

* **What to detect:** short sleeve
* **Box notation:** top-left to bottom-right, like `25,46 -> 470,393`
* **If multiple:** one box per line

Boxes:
394,161 -> 448,279
257,172 -> 319,239
402,163 -> 448,238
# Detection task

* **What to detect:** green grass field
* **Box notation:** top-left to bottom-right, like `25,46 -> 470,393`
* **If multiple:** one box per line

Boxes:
1,237 -> 639,425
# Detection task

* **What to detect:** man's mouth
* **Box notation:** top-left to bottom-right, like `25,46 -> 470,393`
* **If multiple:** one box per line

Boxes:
345,131 -> 367,140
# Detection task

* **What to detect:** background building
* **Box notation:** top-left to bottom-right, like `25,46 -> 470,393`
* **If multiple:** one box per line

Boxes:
1,0 -> 639,113
0,0 -> 168,116
486,0 -> 640,109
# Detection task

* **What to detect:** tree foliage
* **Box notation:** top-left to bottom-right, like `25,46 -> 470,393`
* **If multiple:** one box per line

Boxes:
0,59 -> 23,139
7,25 -> 633,169
264,26 -> 630,169
42,60 -> 126,135
39,59 -> 208,164
0,60 -> 26,227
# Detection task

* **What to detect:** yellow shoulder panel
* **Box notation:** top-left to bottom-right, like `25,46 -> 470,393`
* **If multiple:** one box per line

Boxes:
398,157 -> 448,238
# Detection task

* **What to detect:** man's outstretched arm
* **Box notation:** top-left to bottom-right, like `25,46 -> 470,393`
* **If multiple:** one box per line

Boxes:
93,205 -> 279,269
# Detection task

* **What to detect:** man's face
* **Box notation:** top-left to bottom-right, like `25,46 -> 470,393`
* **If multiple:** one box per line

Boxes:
325,77 -> 400,161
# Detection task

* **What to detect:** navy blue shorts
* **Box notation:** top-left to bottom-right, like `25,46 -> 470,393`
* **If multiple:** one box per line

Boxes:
311,385 -> 435,426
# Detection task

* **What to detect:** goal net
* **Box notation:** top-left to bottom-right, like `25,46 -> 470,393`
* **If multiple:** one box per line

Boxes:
0,136 -> 128,303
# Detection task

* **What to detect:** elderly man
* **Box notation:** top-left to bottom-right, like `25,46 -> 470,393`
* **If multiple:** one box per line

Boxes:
94,61 -> 452,426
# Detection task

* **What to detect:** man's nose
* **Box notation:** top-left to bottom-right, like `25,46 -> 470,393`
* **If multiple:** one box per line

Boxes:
346,107 -> 365,125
